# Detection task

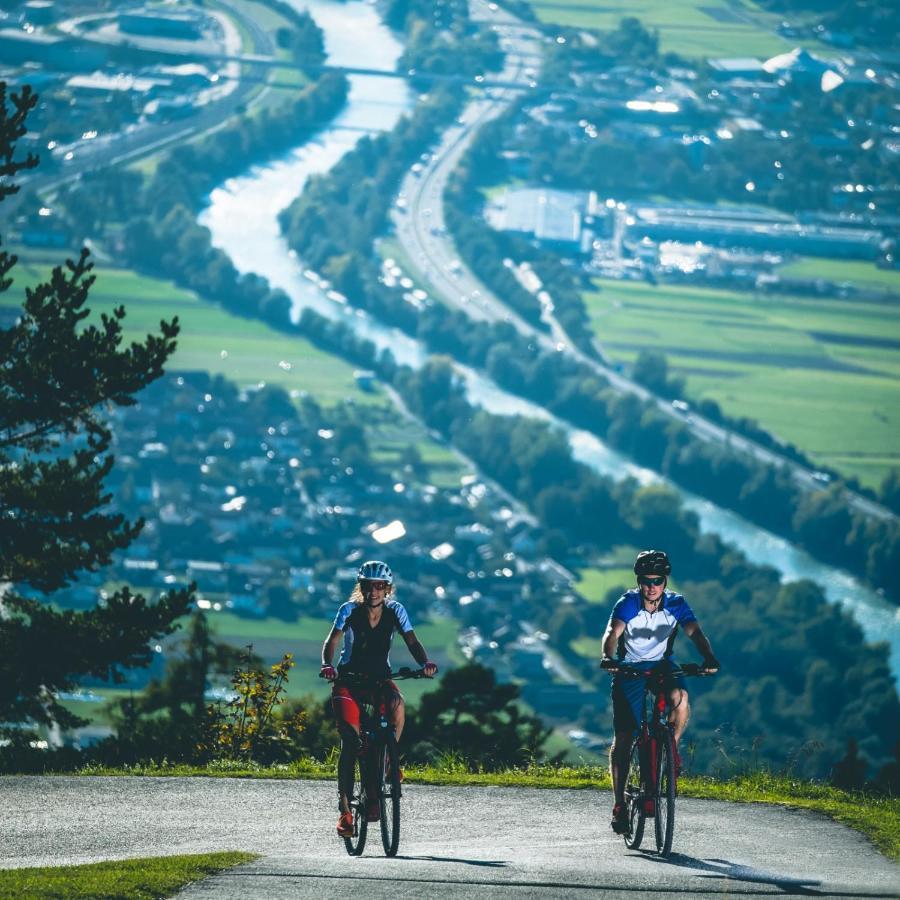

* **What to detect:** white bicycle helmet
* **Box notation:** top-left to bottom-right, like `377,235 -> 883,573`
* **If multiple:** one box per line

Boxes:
357,560 -> 393,584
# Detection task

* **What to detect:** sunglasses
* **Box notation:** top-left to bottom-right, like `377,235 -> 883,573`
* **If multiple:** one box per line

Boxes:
362,581 -> 390,591
638,576 -> 666,587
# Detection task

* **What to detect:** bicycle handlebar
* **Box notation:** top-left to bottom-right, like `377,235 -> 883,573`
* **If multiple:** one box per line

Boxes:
320,667 -> 433,684
602,662 -> 717,678
389,667 -> 433,680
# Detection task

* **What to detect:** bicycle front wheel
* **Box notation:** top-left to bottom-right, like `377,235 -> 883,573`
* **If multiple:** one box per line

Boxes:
654,729 -> 676,857
343,753 -> 368,856
623,737 -> 645,850
379,733 -> 402,857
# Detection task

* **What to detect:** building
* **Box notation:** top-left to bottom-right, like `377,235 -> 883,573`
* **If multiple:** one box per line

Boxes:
486,188 -> 586,249
628,203 -> 884,260
66,72 -> 169,99
118,12 -> 205,41
708,57 -> 767,81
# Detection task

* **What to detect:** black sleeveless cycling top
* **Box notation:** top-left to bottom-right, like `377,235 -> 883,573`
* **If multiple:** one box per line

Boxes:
333,600 -> 413,677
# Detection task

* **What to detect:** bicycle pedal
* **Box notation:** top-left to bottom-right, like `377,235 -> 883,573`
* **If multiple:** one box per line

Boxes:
643,799 -> 656,816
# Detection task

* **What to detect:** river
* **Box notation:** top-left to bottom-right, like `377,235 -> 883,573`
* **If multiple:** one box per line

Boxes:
199,0 -> 900,680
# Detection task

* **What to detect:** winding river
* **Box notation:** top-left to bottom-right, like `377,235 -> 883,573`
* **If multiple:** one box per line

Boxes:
199,0 -> 900,679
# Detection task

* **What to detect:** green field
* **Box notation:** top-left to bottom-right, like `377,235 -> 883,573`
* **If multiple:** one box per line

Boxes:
584,278 -> 900,489
4,258 -> 382,408
530,0 -> 830,59
369,418 -> 468,489
574,566 -> 633,604
778,258 -> 900,294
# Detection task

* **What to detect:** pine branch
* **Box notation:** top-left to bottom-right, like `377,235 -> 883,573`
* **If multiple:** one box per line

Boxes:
0,82 -> 39,202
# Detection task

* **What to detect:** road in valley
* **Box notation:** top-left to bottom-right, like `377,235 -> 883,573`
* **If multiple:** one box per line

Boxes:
2,776 -> 897,898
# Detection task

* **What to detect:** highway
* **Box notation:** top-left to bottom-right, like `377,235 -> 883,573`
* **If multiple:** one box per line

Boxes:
20,0 -> 275,194
2,776 -> 897,898
391,1 -> 896,525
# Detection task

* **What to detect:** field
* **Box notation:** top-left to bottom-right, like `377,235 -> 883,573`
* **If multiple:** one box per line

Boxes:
583,278 -> 900,489
574,566 -> 633,605
778,257 -> 900,295
3,256 -> 381,408
529,0 -> 831,59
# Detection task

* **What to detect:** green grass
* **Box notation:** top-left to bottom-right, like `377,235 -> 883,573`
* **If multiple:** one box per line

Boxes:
3,258 -> 383,408
0,851 -> 257,900
584,278 -> 900,488
779,257 -> 900,294
368,418 -> 469,489
575,567 -> 634,604
529,0 -> 835,59
58,688 -> 136,727
66,763 -> 900,861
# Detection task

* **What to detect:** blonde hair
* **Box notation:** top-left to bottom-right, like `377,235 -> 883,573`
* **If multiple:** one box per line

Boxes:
350,583 -> 394,605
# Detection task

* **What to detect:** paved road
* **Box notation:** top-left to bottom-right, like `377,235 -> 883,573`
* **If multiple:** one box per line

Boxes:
2,777 -> 897,898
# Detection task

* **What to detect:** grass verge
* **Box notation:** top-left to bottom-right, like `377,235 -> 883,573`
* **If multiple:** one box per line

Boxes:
64,761 -> 900,861
0,851 -> 258,900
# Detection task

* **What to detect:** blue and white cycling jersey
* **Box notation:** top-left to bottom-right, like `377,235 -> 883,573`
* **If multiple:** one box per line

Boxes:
609,589 -> 697,663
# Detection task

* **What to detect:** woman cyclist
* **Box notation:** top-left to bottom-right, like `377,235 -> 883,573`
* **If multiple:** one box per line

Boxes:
320,560 -> 438,838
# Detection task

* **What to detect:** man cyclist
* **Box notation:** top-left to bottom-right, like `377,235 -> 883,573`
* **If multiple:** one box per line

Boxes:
600,549 -> 719,834
320,559 -> 438,838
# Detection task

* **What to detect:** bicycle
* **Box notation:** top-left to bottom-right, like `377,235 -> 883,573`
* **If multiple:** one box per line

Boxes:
329,667 -> 428,857
604,661 -> 715,857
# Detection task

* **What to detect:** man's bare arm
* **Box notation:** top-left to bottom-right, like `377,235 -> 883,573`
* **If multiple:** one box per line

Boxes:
683,621 -> 719,671
602,618 -> 626,660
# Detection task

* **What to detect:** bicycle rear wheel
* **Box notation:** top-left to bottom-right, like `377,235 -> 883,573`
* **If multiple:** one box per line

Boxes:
654,729 -> 676,857
623,737 -> 645,849
343,753 -> 368,856
379,733 -> 402,857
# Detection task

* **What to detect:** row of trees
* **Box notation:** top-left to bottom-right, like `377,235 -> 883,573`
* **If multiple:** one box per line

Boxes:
386,0 -> 504,78
758,0 -> 899,50
279,87 -> 464,327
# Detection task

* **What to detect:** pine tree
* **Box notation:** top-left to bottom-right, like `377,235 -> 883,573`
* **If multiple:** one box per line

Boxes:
0,82 -> 193,738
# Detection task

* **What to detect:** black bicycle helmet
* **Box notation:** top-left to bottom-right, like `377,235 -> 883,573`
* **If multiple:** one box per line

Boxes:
633,549 -> 671,577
